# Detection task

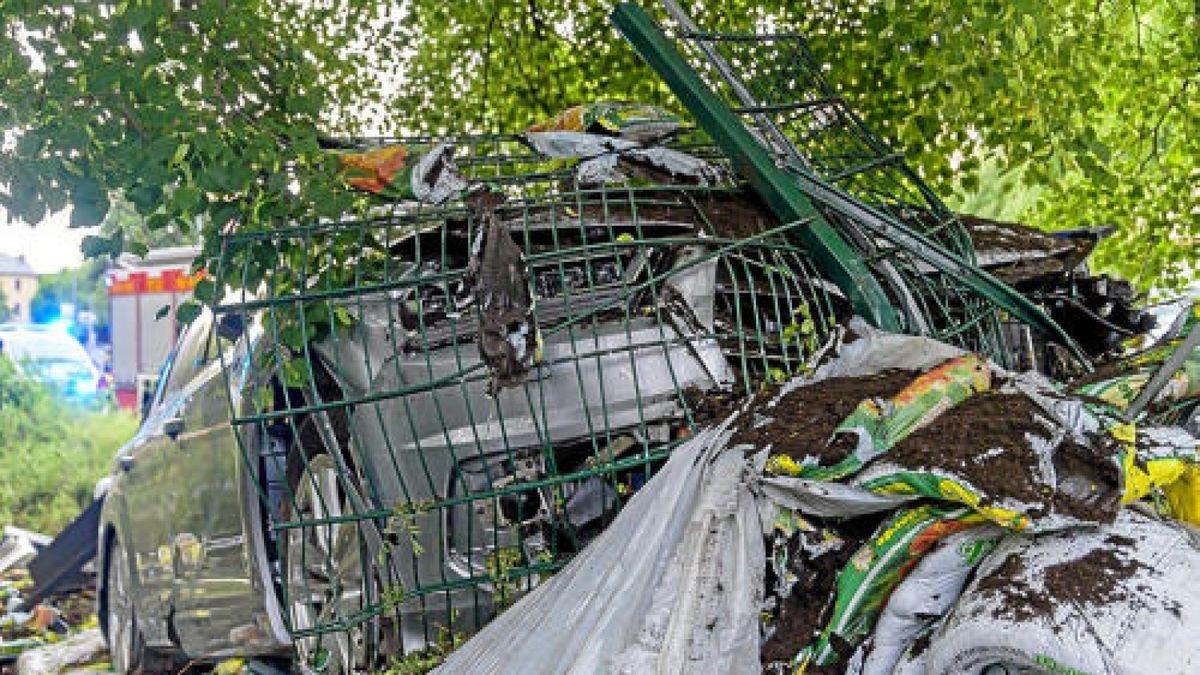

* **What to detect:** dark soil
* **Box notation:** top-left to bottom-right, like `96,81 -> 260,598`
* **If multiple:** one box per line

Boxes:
681,384 -> 749,427
732,369 -> 915,464
568,188 -> 780,240
974,552 -> 1057,623
1043,547 -> 1145,607
1068,356 -> 1145,390
884,393 -> 1056,515
883,392 -> 1121,523
760,515 -> 883,671
977,538 -> 1177,628
961,215 -> 1068,255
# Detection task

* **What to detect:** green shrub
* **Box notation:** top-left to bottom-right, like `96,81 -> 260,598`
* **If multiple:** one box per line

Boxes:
0,360 -> 138,534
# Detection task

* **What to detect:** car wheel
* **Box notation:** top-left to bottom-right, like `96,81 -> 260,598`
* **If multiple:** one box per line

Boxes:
283,452 -> 378,674
106,542 -> 135,674
105,537 -> 179,674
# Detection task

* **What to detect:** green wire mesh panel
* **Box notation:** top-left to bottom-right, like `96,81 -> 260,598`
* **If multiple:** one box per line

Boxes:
617,2 -> 1084,365
211,134 -> 847,669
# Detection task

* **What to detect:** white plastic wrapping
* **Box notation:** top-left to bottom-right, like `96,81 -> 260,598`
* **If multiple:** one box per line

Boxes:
433,420 -> 763,675
904,508 -> 1200,675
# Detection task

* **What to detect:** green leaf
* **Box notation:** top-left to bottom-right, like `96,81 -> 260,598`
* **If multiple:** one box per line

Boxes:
193,277 -> 216,304
80,235 -> 114,258
175,301 -> 202,324
155,304 -> 171,320
127,184 -> 164,214
70,177 -> 111,227
171,143 -> 189,167
172,185 -> 202,213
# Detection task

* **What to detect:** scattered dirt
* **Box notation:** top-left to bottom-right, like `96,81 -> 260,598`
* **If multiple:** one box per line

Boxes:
569,188 -> 781,240
884,393 -> 1056,514
1104,534 -> 1137,548
961,214 -> 1071,260
908,628 -> 933,658
974,552 -> 1057,623
731,369 -> 915,464
976,538 -> 1178,629
760,515 -> 883,671
1043,547 -> 1145,607
883,392 -> 1121,523
681,384 -> 749,428
1068,354 -> 1150,390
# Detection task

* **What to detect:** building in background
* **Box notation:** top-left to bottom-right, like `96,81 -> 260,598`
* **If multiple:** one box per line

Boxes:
107,246 -> 202,411
0,254 -> 39,323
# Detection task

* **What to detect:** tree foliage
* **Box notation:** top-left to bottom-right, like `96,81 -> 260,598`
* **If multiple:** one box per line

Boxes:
1,0 -> 1195,296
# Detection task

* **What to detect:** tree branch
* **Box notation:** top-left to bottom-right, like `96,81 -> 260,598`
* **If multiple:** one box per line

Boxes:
1139,78 -> 1192,172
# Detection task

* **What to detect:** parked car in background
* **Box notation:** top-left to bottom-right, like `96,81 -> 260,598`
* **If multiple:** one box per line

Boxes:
0,324 -> 101,400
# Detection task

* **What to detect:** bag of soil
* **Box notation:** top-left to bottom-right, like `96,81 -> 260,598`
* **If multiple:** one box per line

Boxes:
754,346 -> 1122,532
766,354 -> 992,482
527,101 -> 683,143
792,504 -> 990,670
851,384 -> 1123,532
900,508 -> 1200,675
850,525 -> 1003,675
337,142 -> 468,205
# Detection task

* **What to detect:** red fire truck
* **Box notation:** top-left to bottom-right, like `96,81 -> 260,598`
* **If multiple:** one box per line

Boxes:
106,246 -> 202,412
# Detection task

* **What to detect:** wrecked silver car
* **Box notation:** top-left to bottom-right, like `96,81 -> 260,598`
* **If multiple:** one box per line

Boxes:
96,135 -> 846,672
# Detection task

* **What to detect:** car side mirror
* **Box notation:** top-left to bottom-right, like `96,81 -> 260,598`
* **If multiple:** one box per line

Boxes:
216,313 -> 245,342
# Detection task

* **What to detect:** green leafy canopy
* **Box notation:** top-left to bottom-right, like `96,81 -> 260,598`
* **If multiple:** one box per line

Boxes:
1,0 -> 1195,294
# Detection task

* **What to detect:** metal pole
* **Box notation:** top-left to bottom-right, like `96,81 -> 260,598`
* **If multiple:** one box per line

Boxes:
612,3 -> 902,331
1121,311 -> 1200,422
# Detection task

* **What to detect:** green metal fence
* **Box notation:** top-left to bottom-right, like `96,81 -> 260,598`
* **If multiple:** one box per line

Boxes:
212,134 -> 848,670
614,1 -> 1084,366
207,5 -> 1090,671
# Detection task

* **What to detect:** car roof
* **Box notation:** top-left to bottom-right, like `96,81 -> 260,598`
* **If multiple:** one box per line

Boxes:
0,327 -> 93,360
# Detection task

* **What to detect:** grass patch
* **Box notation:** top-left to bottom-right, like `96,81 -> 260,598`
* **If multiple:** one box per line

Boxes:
0,360 -> 139,534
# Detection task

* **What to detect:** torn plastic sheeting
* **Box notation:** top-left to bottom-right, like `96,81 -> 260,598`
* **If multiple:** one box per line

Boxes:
524,130 -> 638,159
12,627 -> 105,674
524,131 -> 724,186
434,419 -> 764,675
788,319 -> 969,388
610,444 -> 763,674
336,142 -> 468,205
0,528 -> 50,574
900,508 -> 1200,675
757,475 -> 915,518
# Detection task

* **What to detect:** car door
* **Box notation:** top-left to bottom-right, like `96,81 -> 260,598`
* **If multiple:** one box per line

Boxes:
121,313 -> 212,638
169,316 -> 272,655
